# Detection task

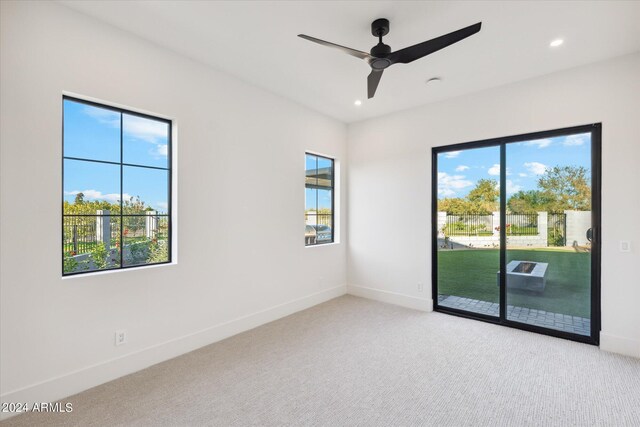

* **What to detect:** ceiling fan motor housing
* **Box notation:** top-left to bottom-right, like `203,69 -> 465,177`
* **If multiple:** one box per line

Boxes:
370,43 -> 391,57
369,18 -> 392,69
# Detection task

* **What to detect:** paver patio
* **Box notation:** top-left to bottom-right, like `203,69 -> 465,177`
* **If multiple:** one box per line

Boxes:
438,294 -> 591,336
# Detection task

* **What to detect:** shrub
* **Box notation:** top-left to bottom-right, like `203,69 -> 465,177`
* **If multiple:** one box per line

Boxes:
548,232 -> 565,247
128,242 -> 148,265
63,251 -> 90,274
147,240 -> 168,264
63,251 -> 79,274
89,243 -> 111,270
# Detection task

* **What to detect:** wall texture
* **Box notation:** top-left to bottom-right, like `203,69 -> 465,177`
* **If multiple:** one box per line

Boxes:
348,53 -> 640,358
0,1 -> 347,412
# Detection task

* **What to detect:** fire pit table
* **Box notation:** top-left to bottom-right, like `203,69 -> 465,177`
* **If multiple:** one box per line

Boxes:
497,260 -> 549,293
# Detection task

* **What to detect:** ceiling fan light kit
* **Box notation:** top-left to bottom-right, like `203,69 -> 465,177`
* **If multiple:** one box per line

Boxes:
298,18 -> 482,99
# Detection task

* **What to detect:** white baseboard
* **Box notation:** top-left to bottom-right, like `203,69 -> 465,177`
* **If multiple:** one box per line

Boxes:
0,285 -> 347,421
347,284 -> 433,312
600,332 -> 640,358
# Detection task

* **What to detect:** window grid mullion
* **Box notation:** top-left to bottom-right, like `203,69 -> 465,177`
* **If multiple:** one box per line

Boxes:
62,155 -> 170,171
331,160 -> 334,242
119,112 -> 123,268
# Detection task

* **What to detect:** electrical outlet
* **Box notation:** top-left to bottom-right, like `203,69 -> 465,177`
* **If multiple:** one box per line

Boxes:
115,330 -> 127,346
620,241 -> 631,253
418,282 -> 424,292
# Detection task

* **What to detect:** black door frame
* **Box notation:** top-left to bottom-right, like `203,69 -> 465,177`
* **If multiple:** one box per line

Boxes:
431,123 -> 601,345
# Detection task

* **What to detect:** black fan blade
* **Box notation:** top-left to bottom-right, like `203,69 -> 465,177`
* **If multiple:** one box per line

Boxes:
368,69 -> 384,99
388,22 -> 481,64
298,34 -> 372,60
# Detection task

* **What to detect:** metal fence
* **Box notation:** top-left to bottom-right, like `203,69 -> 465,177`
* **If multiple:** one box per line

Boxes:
63,215 -> 120,255
444,214 -> 494,236
305,213 -> 332,228
547,213 -> 566,246
63,215 -> 170,255
63,216 -> 95,254
504,213 -> 538,235
156,217 -> 170,240
444,213 -> 544,236
443,212 -> 567,242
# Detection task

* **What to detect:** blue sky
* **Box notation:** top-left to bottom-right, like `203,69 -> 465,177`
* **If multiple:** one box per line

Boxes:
437,133 -> 591,199
63,99 -> 169,213
305,188 -> 332,212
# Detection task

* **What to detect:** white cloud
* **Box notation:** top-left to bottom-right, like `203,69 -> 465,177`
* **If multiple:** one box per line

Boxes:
123,115 -> 169,145
492,179 -> 521,195
488,164 -> 512,176
506,180 -> 522,195
524,161 -> 547,175
518,173 -> 528,177
444,151 -> 461,159
83,106 -> 119,127
65,189 -> 132,203
524,138 -> 552,149
437,172 -> 473,197
455,165 -> 469,172
563,133 -> 588,146
153,144 -> 168,157
83,107 -> 168,157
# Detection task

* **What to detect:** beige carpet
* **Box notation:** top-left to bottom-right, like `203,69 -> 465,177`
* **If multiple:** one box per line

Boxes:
3,295 -> 640,426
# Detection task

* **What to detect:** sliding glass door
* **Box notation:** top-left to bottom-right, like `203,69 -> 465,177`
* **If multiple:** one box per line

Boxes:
436,145 -> 501,319
432,124 -> 601,344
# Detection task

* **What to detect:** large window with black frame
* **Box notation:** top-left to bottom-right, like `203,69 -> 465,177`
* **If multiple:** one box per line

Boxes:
62,97 -> 171,275
305,153 -> 334,246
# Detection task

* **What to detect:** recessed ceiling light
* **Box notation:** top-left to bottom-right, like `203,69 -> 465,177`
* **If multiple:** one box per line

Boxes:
354,100 -> 362,106
550,39 -> 564,47
426,77 -> 442,85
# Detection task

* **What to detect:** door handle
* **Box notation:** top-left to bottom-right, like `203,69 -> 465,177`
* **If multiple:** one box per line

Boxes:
586,228 -> 594,243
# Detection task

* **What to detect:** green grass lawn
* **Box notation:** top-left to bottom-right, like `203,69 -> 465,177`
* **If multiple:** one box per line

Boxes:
437,248 -> 591,318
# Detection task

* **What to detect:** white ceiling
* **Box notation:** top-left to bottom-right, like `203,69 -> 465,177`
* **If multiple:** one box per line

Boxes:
59,1 -> 640,123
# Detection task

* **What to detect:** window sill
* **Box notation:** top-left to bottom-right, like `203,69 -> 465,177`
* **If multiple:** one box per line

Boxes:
61,261 -> 177,280
305,242 -> 340,249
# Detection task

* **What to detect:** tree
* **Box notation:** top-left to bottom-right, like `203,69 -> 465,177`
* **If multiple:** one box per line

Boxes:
467,179 -> 499,203
437,179 -> 499,214
437,198 -> 473,215
439,166 -> 591,215
122,195 -> 153,214
63,199 -> 118,215
74,192 -> 85,204
507,190 -> 552,214
466,179 -> 499,213
537,165 -> 591,212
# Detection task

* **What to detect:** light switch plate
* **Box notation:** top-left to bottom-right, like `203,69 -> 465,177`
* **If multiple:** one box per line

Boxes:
620,241 -> 631,253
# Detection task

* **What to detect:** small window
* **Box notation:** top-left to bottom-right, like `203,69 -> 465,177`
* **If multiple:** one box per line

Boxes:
62,97 -> 172,275
305,153 -> 334,246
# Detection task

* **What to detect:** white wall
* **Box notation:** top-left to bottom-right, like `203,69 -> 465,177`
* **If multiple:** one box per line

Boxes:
0,1 -> 347,411
348,53 -> 640,357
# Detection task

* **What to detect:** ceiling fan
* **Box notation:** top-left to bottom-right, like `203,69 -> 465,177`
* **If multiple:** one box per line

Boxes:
298,19 -> 482,99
